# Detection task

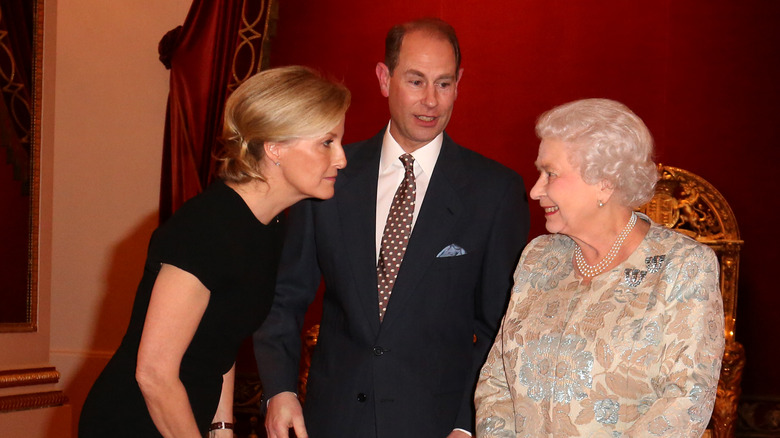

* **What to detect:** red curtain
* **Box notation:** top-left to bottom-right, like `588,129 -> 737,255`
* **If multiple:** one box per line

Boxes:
157,0 -> 277,222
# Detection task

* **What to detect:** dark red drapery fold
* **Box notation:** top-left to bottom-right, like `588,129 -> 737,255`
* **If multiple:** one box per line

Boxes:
158,0 -> 277,222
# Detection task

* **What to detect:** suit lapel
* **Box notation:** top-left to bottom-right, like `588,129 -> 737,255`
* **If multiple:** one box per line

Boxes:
380,135 -> 465,330
337,133 -> 383,334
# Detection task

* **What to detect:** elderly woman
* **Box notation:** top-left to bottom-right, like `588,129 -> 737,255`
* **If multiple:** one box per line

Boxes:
79,66 -> 350,437
475,99 -> 724,437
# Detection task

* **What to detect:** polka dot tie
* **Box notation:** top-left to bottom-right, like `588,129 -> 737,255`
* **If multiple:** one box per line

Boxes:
377,154 -> 416,322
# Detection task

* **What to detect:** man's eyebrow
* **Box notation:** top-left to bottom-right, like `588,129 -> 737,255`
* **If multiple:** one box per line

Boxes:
401,69 -> 425,77
401,69 -> 456,81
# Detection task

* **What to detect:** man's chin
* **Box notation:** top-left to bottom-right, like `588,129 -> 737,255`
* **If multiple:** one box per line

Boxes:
410,127 -> 445,143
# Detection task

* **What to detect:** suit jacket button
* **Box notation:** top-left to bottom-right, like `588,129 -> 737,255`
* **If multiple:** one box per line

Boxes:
357,393 -> 367,402
373,346 -> 384,356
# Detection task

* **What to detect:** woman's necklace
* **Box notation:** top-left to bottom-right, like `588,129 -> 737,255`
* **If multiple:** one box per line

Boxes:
574,211 -> 637,278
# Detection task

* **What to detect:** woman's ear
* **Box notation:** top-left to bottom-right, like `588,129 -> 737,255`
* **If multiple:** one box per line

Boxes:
598,179 -> 616,203
264,142 -> 281,164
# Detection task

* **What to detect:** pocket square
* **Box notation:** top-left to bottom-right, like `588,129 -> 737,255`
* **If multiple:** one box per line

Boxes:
437,244 -> 466,258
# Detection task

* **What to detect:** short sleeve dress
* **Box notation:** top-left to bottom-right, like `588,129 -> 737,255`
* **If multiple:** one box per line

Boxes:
79,180 -> 283,437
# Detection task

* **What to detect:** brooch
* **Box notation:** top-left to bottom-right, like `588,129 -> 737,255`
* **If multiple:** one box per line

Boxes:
644,255 -> 666,273
624,269 -> 647,288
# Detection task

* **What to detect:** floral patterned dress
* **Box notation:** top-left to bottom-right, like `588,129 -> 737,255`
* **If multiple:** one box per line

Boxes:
475,217 -> 724,438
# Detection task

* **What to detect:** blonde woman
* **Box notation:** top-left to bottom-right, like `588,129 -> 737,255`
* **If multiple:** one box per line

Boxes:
80,66 -> 350,437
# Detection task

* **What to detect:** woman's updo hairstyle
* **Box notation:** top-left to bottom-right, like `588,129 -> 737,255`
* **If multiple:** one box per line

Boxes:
218,66 -> 351,183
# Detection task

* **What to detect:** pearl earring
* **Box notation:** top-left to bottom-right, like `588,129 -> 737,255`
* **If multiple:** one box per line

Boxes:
598,200 -> 604,207
275,161 -> 280,166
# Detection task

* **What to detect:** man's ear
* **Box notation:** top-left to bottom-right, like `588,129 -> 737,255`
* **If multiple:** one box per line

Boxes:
376,62 -> 391,97
454,67 -> 464,98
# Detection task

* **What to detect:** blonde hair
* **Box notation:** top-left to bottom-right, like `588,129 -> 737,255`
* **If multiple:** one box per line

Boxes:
218,66 -> 351,183
535,98 -> 659,208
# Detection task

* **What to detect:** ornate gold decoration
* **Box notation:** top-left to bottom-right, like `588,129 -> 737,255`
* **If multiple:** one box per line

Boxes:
298,324 -> 320,403
227,0 -> 278,94
231,323 -> 318,435
737,396 -> 780,436
639,164 -> 744,438
641,165 -> 739,240
0,391 -> 68,412
0,4 -> 32,183
0,367 -> 59,388
711,341 -> 745,437
233,372 -> 263,437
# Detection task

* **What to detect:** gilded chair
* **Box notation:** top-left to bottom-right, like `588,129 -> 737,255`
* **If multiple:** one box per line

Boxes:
638,164 -> 744,438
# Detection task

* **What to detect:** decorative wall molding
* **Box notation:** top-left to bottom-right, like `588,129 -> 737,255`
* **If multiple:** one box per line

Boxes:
0,367 -> 59,389
0,367 -> 67,412
0,390 -> 68,412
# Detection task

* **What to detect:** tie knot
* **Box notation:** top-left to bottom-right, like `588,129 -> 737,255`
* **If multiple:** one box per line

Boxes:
399,154 -> 415,171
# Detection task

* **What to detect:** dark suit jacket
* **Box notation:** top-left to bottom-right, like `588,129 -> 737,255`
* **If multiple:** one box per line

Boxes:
254,130 -> 530,438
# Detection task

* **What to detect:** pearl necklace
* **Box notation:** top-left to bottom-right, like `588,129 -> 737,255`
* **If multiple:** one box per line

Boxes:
574,212 -> 637,278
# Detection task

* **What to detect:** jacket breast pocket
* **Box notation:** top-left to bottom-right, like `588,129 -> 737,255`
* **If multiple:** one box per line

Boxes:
429,253 -> 474,271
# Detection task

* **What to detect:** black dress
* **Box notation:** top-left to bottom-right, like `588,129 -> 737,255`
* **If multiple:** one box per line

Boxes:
79,181 -> 283,437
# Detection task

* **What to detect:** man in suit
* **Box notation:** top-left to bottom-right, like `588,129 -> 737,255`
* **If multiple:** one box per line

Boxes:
254,18 -> 530,438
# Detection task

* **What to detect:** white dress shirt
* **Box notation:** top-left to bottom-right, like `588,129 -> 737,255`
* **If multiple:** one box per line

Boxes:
375,122 -> 443,261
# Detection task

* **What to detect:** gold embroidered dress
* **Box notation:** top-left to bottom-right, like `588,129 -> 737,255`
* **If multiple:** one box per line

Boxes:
475,217 -> 724,438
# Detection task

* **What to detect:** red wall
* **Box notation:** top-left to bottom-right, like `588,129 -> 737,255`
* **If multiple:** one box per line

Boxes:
267,0 -> 780,397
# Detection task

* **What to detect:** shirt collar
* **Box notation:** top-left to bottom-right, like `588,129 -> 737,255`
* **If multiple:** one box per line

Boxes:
380,121 -> 443,177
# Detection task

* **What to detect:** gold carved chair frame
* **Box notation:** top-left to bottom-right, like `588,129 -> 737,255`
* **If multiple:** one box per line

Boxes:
639,164 -> 744,438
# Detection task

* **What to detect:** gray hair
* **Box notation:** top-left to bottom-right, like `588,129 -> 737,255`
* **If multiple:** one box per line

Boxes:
535,98 -> 658,208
